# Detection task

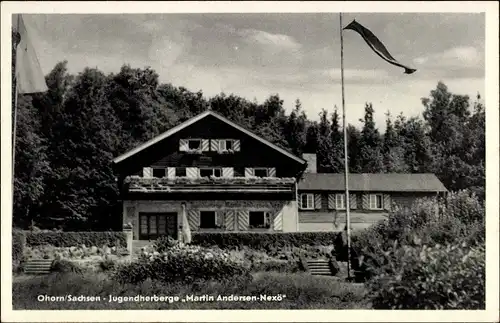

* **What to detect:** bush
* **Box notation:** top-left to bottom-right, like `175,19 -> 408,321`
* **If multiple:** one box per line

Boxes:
154,236 -> 177,252
52,260 -> 84,274
25,231 -> 126,248
99,256 -> 117,272
367,243 -> 485,309
191,232 -> 341,250
113,243 -> 251,284
13,229 -> 26,264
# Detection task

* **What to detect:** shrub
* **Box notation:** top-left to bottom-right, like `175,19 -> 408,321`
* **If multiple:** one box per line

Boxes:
13,229 -> 26,264
345,192 -> 485,282
191,232 -> 341,250
52,260 -> 84,275
113,242 -> 251,284
25,231 -> 126,248
367,243 -> 485,309
154,236 -> 178,252
99,256 -> 117,272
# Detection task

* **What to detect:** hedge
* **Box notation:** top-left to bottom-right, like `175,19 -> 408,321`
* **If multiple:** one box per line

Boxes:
191,232 -> 341,250
12,229 -> 26,264
25,231 -> 127,248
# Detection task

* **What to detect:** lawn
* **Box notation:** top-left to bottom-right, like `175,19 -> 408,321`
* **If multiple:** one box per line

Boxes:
12,271 -> 371,309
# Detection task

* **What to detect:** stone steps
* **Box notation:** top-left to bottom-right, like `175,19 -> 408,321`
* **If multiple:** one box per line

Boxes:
306,259 -> 336,276
23,259 -> 54,275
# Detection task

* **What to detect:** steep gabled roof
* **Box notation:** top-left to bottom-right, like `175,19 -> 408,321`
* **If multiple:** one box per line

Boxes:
113,110 -> 306,165
299,173 -> 448,192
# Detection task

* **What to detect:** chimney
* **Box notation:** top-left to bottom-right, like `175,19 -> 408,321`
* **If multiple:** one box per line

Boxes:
302,153 -> 317,173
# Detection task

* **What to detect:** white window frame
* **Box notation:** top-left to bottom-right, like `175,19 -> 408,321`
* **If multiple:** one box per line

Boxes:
199,210 -> 218,229
335,194 -> 346,210
199,167 -> 222,178
253,168 -> 269,177
300,193 -> 315,210
218,139 -> 234,151
369,194 -> 383,210
248,211 -> 271,229
187,139 -> 202,150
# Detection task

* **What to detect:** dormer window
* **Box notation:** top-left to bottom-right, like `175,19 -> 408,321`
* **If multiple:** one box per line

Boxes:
188,139 -> 201,150
219,139 -> 233,151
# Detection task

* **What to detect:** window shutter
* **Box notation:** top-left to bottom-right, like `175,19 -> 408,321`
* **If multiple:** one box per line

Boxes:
362,194 -> 369,209
186,167 -> 198,178
273,210 -> 283,231
167,167 -> 175,179
383,194 -> 392,211
267,167 -> 276,177
216,211 -> 224,228
328,194 -> 335,209
298,194 -> 303,209
179,139 -> 188,151
224,211 -> 235,231
244,168 -> 254,177
201,139 -> 210,152
237,210 -> 249,231
350,193 -> 357,209
314,194 -> 322,209
222,167 -> 234,178
187,209 -> 199,231
142,167 -> 152,178
210,139 -> 219,152
233,139 -> 241,152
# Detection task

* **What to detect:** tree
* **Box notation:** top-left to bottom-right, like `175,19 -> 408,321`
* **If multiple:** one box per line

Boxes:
346,125 -> 362,173
383,111 -> 408,172
316,109 -> 334,172
329,106 -> 345,172
284,99 -> 307,156
359,103 -> 384,172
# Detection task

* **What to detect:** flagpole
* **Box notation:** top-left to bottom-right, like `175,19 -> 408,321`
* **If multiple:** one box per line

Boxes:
339,12 -> 352,280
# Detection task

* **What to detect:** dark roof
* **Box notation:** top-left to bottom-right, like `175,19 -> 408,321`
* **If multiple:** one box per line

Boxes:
298,173 -> 447,192
113,110 -> 306,165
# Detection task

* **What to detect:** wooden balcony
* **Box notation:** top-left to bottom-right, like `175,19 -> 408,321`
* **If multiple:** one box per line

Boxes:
123,176 -> 297,194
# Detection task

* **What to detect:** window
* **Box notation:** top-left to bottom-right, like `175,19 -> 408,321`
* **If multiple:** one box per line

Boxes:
199,211 -> 217,229
300,193 -> 314,210
335,194 -> 345,209
369,194 -> 383,210
188,139 -> 201,150
219,139 -> 233,151
152,168 -> 166,178
249,211 -> 270,229
253,168 -> 268,177
199,168 -> 222,178
175,167 -> 187,177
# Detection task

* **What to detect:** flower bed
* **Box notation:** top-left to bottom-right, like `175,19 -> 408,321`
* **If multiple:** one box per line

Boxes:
113,241 -> 250,284
23,244 -> 129,261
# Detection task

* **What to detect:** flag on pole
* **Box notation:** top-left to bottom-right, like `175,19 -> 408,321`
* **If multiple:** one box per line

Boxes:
181,206 -> 192,244
343,19 -> 417,74
12,14 -> 48,94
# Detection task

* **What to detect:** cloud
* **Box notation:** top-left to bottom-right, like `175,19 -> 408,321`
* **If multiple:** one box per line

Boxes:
237,29 -> 302,51
413,46 -> 483,69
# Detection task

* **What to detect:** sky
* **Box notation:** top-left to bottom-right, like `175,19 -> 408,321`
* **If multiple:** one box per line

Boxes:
22,12 -> 485,130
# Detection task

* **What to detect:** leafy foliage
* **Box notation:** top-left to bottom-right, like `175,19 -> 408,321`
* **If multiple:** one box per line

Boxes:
113,243 -> 251,284
191,232 -> 342,250
368,243 -> 485,309
25,231 -> 126,248
12,229 -> 26,265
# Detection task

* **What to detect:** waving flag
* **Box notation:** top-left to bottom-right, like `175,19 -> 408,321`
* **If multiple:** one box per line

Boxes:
12,14 -> 48,94
344,19 -> 417,74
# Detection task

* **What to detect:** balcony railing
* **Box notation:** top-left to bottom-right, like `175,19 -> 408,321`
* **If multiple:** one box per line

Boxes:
123,176 -> 296,193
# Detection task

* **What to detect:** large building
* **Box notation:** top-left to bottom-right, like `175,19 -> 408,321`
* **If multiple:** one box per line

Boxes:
112,110 -> 447,241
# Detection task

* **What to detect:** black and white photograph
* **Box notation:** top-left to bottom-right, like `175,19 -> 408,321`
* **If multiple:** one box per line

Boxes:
2,1 -> 498,322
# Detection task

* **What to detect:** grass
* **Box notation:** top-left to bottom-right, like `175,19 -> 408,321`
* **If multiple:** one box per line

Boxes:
12,272 -> 370,309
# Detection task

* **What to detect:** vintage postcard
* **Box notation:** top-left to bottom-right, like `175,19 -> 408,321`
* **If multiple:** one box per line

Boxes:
1,1 -> 498,322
